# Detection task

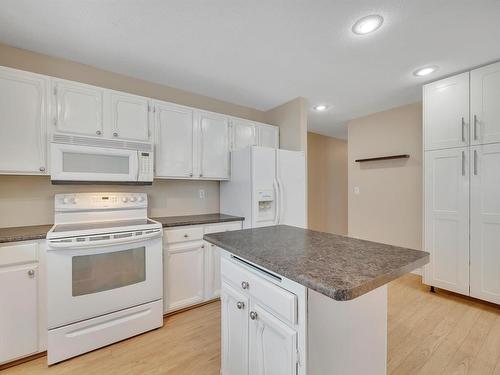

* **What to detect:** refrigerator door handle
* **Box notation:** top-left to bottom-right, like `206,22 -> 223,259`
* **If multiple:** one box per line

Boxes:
277,177 -> 284,225
273,179 -> 280,225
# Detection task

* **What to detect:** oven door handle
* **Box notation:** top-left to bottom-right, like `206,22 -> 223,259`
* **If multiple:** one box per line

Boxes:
47,229 -> 162,250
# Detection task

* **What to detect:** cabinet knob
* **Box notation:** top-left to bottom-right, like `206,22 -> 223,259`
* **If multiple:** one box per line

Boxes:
96,130 -> 102,136
27,269 -> 35,278
183,234 -> 189,238
39,166 -> 46,172
236,301 -> 245,310
189,173 -> 193,177
199,173 -> 203,177
113,132 -> 118,137
249,311 -> 258,320
201,244 -> 205,249
241,281 -> 249,290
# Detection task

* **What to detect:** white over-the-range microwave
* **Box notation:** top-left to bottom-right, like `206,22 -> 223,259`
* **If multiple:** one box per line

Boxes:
50,134 -> 154,184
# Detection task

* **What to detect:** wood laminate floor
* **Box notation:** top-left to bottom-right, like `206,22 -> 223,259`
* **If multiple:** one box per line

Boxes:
3,274 -> 500,375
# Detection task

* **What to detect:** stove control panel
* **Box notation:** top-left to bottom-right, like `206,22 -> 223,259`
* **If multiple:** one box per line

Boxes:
55,193 -> 148,211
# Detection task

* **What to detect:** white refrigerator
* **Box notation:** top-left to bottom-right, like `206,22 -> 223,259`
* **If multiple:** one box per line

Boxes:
220,146 -> 306,229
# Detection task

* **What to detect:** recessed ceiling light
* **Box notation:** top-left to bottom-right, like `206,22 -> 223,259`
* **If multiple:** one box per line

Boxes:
313,104 -> 328,112
352,15 -> 384,35
413,65 -> 439,77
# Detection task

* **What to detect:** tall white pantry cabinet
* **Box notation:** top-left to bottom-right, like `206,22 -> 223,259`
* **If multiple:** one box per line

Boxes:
423,61 -> 500,305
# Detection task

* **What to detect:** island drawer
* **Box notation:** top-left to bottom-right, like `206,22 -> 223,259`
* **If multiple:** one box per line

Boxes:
164,226 -> 204,243
221,257 -> 297,324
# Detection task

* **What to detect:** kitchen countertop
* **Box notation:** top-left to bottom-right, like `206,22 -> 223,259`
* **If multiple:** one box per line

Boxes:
153,213 -> 244,228
0,213 -> 244,243
204,225 -> 429,301
0,224 -> 54,244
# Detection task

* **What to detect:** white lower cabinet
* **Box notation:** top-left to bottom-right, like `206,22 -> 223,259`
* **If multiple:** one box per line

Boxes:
470,143 -> 500,304
0,241 -> 45,365
164,241 -> 205,313
221,282 -> 249,375
220,253 -> 303,375
163,221 -> 242,313
423,148 -> 470,295
205,242 -> 222,299
0,264 -> 38,364
248,303 -> 298,375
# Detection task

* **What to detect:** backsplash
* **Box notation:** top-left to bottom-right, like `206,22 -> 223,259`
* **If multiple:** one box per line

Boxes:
0,175 -> 219,228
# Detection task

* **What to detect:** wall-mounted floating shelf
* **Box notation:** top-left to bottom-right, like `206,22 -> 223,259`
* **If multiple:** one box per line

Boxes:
355,154 -> 410,163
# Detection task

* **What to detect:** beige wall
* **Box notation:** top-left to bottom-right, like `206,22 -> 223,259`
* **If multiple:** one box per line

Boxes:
0,176 -> 219,227
265,97 -> 308,152
348,102 -> 422,250
307,132 -> 348,235
0,43 -> 266,122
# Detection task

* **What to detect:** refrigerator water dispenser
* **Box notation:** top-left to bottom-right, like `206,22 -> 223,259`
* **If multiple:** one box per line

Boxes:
256,189 -> 275,222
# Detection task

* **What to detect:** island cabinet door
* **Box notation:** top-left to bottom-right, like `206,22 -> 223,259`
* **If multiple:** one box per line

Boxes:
248,303 -> 298,375
221,282 -> 249,375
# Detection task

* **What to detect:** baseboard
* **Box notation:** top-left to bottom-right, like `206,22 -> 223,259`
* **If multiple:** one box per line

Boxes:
411,268 -> 422,276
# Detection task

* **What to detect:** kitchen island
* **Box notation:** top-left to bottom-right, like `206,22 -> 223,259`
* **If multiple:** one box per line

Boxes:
204,225 -> 429,375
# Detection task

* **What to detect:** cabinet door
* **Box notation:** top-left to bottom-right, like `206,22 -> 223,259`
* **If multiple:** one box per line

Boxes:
221,282 -> 249,375
0,265 -> 38,363
470,144 -> 500,304
257,124 -> 279,149
232,119 -> 257,150
423,148 -> 469,295
205,242 -> 221,299
199,112 -> 230,179
470,62 -> 500,145
53,79 -> 103,137
164,241 -> 205,312
249,303 -> 297,375
155,102 -> 194,178
111,92 -> 150,141
423,73 -> 469,150
0,67 -> 47,174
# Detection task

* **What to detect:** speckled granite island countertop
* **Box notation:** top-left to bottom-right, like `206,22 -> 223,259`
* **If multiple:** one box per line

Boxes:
204,225 -> 429,301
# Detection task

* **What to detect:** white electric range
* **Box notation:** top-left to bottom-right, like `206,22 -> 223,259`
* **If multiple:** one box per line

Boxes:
46,192 -> 163,365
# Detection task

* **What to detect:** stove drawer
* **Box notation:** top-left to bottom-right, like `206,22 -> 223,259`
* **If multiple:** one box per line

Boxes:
48,299 -> 163,365
164,226 -> 204,243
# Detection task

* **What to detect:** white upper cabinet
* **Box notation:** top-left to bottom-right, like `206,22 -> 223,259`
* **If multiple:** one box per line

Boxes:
52,79 -> 104,137
470,143 -> 500,304
248,302 -> 297,375
470,62 -> 500,145
232,119 -> 257,150
154,101 -> 194,178
423,73 -> 470,151
198,111 -> 230,179
423,148 -> 470,295
0,67 -> 48,174
257,124 -> 279,149
110,91 -> 150,141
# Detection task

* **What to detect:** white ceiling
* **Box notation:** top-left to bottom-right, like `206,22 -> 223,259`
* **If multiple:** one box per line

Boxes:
0,1 -> 499,139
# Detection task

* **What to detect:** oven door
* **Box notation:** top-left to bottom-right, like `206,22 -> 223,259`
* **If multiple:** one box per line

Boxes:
50,143 -> 139,182
47,234 -> 162,329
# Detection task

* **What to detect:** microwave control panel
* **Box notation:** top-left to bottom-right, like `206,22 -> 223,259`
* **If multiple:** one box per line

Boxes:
138,152 -> 154,182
